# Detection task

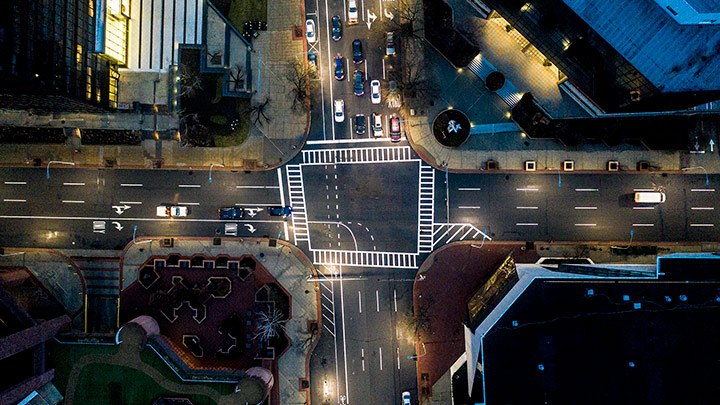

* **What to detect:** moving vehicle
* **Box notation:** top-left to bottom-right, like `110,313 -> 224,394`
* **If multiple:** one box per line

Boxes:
370,79 -> 381,104
268,206 -> 292,217
334,55 -> 345,80
354,70 -> 365,96
402,391 -> 411,405
352,39 -> 364,64
305,19 -> 316,43
332,16 -> 342,41
371,112 -> 383,137
355,114 -> 366,135
390,114 -> 401,142
386,32 -> 396,55
348,0 -> 358,24
218,207 -> 244,219
634,191 -> 666,203
334,99 -> 345,122
156,205 -> 188,217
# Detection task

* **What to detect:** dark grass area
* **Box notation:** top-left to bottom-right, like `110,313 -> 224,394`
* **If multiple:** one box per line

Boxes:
0,127 -> 65,143
423,0 -> 479,68
482,280 -> 720,405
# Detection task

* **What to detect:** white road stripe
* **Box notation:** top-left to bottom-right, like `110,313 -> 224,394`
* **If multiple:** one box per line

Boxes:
632,223 -> 654,227
633,188 -> 655,192
458,187 -> 481,191
235,185 -> 281,189
516,206 -> 538,209
691,188 -> 715,192
119,201 -> 143,205
3,199 -> 26,203
379,347 -> 383,370
358,291 -> 362,313
574,206 -> 598,210
516,187 -> 539,191
516,223 -> 539,226
0,215 -> 284,223
458,206 -> 481,209
63,182 -> 85,186
120,183 -> 143,187
62,200 -> 85,204
4,181 -> 26,185
178,202 -> 200,206
690,223 -> 714,227
633,206 -> 655,210
575,223 -> 597,227
178,184 -> 201,188
575,188 -> 598,192
376,290 -> 380,312
690,207 -> 714,210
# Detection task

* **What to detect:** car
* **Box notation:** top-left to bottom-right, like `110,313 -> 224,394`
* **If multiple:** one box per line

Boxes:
348,0 -> 358,24
334,99 -> 345,122
156,205 -> 188,217
370,79 -> 381,104
386,32 -> 396,55
634,191 -> 666,203
402,391 -> 411,405
371,112 -> 383,137
307,50 -> 317,68
332,16 -> 342,41
390,114 -> 401,142
268,206 -> 292,217
355,114 -> 366,135
306,19 -> 317,43
352,39 -> 364,64
353,70 -> 365,96
334,55 -> 345,80
218,206 -> 244,219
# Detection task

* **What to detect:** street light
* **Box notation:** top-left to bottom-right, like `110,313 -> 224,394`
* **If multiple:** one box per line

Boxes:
209,163 -> 225,183
46,161 -> 75,179
408,341 -> 427,360
681,166 -> 709,187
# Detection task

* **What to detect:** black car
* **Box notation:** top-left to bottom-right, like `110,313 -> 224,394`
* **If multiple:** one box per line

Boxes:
218,207 -> 244,219
355,114 -> 366,135
308,50 -> 317,67
352,39 -> 364,64
353,70 -> 364,96
334,55 -> 345,80
332,16 -> 342,41
268,206 -> 292,217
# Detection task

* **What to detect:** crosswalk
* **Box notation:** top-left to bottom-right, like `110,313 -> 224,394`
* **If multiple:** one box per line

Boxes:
433,223 -> 489,248
418,165 -> 435,252
312,250 -> 418,269
302,146 -> 415,165
286,165 -> 310,244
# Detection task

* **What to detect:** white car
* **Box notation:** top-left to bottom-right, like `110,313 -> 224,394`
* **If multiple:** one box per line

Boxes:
371,112 -> 383,137
402,391 -> 411,405
156,205 -> 188,217
348,0 -> 358,24
306,19 -> 317,43
334,99 -> 345,123
370,80 -> 381,104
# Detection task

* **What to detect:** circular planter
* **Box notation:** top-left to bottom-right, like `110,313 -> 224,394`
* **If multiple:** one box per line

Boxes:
432,109 -> 471,148
485,71 -> 506,92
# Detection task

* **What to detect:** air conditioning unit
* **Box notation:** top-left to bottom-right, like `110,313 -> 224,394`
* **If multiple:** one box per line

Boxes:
607,160 -> 619,171
562,160 -> 574,171
524,160 -> 537,171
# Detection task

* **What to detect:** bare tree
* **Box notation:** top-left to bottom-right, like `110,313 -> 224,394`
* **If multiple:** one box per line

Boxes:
287,59 -> 318,112
178,65 -> 203,98
254,307 -> 287,342
402,53 -> 440,99
247,98 -> 271,127
387,1 -> 425,43
227,63 -> 246,91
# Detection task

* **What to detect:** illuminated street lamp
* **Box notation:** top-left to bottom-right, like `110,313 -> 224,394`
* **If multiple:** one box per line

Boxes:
209,163 -> 225,183
408,341 -> 427,360
681,166 -> 709,187
46,161 -> 75,179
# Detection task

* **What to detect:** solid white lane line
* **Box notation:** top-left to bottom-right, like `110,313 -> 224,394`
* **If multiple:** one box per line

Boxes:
3,199 -> 26,203
358,291 -> 362,313
362,348 -> 365,371
120,183 -> 143,187
4,181 -> 26,185
575,223 -> 597,227
633,206 -> 655,210
691,207 -> 714,210
516,206 -> 538,210
376,290 -> 380,312
178,202 -> 200,206
633,188 -> 655,192
458,206 -> 481,209
119,201 -> 142,205
574,206 -> 598,210
379,347 -> 383,370
393,289 -> 397,312
397,347 -> 401,370
62,200 -> 85,204
575,188 -> 598,192
690,223 -> 714,227
691,188 -> 715,192
632,223 -> 654,227
516,223 -> 539,226
63,182 -> 85,186
0,214 -> 284,224
178,184 -> 201,188
516,187 -> 539,191
458,187 -> 481,191
235,185 -> 281,189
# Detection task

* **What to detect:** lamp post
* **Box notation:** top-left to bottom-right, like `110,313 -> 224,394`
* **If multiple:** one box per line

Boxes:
46,161 -> 75,179
209,163 -> 224,183
681,166 -> 709,187
408,341 -> 427,360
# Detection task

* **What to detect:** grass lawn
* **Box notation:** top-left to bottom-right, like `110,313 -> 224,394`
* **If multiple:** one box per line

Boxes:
229,0 -> 268,26
47,341 -> 119,395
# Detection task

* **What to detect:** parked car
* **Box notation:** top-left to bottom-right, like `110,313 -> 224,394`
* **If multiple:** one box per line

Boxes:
332,16 -> 342,41
306,19 -> 317,43
334,99 -> 345,122
402,391 -> 411,405
218,206 -> 244,219
354,70 -> 365,96
348,0 -> 358,24
334,55 -> 345,80
352,39 -> 364,64
370,79 -> 381,104
371,112 -> 383,137
156,205 -> 188,217
390,114 -> 401,142
355,114 -> 366,135
268,206 -> 292,217
308,50 -> 317,68
386,31 -> 396,55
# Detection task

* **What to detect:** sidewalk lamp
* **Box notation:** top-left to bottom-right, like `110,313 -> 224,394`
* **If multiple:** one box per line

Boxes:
408,342 -> 427,360
46,161 -> 75,179
209,163 -> 225,183
681,166 -> 709,187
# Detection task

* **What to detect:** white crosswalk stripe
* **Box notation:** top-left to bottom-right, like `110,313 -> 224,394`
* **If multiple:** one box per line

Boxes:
302,146 -> 415,164
432,223 -> 490,247
312,250 -> 418,269
286,165 -> 310,244
418,165 -> 435,252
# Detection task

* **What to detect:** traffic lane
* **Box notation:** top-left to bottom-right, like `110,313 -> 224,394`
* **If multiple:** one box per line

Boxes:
307,221 -> 372,250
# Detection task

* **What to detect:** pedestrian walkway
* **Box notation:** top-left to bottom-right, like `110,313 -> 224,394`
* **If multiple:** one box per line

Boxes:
286,165 -> 311,244
312,249 -> 418,269
301,146 -> 416,164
